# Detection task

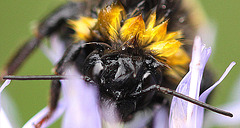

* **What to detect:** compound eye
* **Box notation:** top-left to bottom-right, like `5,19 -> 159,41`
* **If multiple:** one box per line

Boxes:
142,71 -> 157,89
92,62 -> 103,76
136,71 -> 157,92
92,62 -> 103,81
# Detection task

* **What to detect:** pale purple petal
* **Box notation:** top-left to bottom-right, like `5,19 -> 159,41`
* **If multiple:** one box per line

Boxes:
169,36 -> 236,128
199,61 -> 236,102
187,37 -> 211,125
22,99 -> 66,128
40,34 -> 65,64
188,37 -> 211,100
0,80 -> 12,128
169,72 -> 191,128
195,62 -> 236,127
0,108 -> 12,128
154,104 -> 169,128
169,36 -> 211,128
204,72 -> 240,127
0,80 -> 11,94
189,37 -> 211,127
62,67 -> 101,128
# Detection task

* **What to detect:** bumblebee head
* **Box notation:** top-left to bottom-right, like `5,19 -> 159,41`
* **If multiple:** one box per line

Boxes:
84,49 -> 163,120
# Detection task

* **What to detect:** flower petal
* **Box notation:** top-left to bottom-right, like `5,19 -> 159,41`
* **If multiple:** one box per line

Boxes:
154,104 -> 169,128
196,62 -> 236,128
199,62 -> 236,102
40,34 -> 65,65
0,108 -> 12,128
62,67 -> 101,128
0,80 -> 12,117
188,37 -> 211,100
187,37 -> 211,125
204,70 -> 240,128
23,99 -> 65,128
169,36 -> 211,128
169,71 -> 191,128
0,80 -> 11,94
0,80 -> 12,128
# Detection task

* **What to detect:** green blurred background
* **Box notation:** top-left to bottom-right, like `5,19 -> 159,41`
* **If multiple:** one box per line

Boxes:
0,0 -> 239,127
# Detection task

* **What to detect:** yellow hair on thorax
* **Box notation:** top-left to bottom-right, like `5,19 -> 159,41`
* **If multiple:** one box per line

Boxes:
68,17 -> 97,41
69,2 -> 190,71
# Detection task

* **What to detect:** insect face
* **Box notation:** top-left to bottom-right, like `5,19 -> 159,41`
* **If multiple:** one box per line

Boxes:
82,47 -> 164,119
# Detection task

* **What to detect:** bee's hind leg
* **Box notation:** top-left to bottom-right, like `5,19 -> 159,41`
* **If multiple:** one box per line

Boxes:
1,1 -> 86,78
34,80 -> 61,128
34,42 -> 88,128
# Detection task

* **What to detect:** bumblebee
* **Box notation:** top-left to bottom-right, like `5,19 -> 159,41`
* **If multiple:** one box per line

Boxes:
2,0 -> 219,127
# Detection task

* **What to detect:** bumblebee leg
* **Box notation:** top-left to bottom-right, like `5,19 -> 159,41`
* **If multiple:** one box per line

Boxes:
2,1 -> 87,76
35,80 -> 61,128
49,80 -> 62,115
55,42 -> 86,74
35,42 -> 88,127
3,38 -> 41,76
55,42 -> 110,74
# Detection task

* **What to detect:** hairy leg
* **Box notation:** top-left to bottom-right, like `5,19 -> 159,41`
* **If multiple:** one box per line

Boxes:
2,1 -> 86,76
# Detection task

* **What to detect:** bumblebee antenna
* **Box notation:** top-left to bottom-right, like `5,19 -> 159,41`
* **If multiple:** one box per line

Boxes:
158,86 -> 233,117
3,75 -> 233,117
131,85 -> 233,117
3,75 -> 66,80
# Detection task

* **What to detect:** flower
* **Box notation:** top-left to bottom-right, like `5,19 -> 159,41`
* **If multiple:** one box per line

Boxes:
61,67 -> 101,128
168,36 -> 236,128
204,74 -> 240,127
40,33 -> 66,65
0,80 -> 12,128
